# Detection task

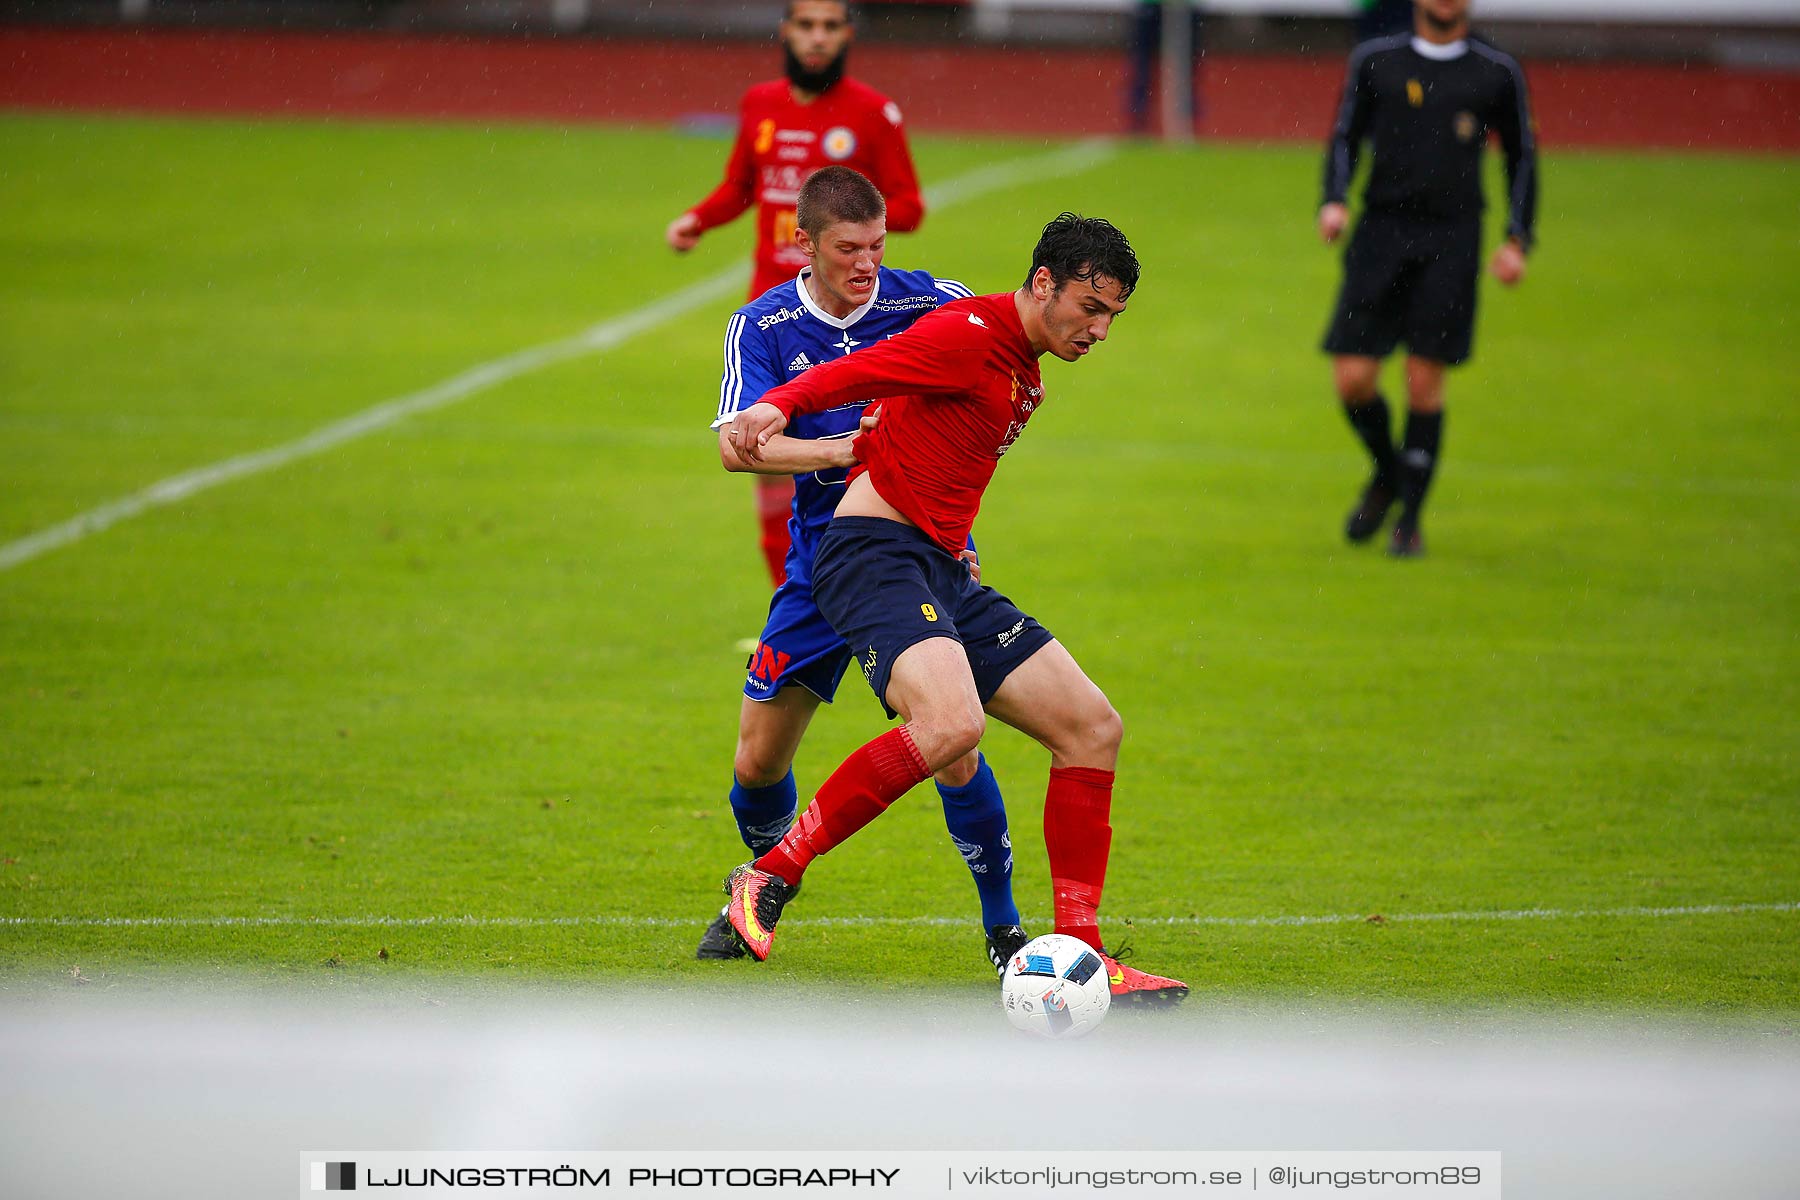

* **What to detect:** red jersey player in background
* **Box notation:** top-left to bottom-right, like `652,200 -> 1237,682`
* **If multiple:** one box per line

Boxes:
721,214 -> 1188,1008
666,1 -> 926,590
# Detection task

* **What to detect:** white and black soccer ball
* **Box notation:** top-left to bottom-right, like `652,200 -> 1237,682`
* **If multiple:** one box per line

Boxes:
1000,933 -> 1111,1039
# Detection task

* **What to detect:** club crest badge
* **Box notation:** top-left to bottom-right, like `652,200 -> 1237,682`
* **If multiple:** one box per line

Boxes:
822,126 -> 857,161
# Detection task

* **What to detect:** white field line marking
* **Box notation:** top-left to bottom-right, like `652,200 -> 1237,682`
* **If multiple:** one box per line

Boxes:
0,138 -> 1116,574
0,270 -> 743,572
4,901 -> 1794,931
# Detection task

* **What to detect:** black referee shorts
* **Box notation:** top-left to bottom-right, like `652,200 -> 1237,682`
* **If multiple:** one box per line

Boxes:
1323,213 -> 1483,365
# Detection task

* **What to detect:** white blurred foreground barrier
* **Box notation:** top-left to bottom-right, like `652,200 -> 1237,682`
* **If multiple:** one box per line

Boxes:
2,984 -> 1797,1199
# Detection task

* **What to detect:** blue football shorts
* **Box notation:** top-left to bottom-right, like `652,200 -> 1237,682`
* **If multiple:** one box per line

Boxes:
810,516 -> 1054,719
741,575 -> 855,704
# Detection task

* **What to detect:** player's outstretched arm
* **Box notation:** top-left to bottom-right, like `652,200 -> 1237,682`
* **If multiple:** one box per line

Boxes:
718,428 -> 860,475
728,402 -> 789,464
681,100 -> 758,239
666,212 -> 704,253
753,308 -> 990,422
718,406 -> 879,473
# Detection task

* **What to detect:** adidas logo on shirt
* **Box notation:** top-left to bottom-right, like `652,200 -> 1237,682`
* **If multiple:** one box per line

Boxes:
787,352 -> 814,373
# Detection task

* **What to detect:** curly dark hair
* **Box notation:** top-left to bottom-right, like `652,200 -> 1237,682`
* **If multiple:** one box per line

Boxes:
1024,213 -> 1140,300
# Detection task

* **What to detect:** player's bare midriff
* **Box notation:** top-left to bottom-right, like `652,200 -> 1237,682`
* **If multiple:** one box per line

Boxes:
833,472 -> 915,529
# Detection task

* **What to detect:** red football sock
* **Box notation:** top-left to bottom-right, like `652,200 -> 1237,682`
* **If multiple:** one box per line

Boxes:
755,726 -> 930,885
756,477 -> 796,589
1044,765 -> 1115,950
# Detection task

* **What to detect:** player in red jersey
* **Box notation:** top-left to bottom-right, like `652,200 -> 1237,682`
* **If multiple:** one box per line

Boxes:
666,1 -> 926,590
721,214 -> 1188,1007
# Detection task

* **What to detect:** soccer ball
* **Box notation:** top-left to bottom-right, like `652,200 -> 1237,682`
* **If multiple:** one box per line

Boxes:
1000,933 -> 1111,1039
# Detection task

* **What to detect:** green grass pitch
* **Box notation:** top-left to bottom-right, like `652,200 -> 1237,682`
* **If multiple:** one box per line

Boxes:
1,113 -> 1795,1011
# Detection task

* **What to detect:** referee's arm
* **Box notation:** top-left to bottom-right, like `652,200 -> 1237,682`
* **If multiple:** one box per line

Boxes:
1494,63 -> 1538,254
1489,56 -> 1537,286
1320,50 -> 1375,241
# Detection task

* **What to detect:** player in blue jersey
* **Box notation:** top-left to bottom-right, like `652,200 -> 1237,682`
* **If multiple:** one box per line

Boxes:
696,166 -> 1027,975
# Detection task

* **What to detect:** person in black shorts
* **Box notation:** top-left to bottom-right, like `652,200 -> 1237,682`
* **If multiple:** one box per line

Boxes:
1319,0 -> 1537,556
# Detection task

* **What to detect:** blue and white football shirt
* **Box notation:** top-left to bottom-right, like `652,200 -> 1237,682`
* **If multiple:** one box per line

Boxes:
713,265 -> 971,586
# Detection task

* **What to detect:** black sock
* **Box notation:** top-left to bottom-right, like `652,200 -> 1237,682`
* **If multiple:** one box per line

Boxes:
1342,394 -> 1397,486
1397,409 -> 1444,528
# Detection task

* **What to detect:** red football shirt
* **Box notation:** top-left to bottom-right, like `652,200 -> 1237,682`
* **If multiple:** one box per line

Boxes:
687,76 -> 926,300
756,293 -> 1043,558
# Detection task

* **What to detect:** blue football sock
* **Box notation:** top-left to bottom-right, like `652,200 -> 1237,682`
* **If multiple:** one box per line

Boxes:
936,753 -> 1020,928
729,771 -> 798,857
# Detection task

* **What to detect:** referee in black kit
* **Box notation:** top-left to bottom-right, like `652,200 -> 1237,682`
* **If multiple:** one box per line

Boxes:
1318,0 -> 1537,557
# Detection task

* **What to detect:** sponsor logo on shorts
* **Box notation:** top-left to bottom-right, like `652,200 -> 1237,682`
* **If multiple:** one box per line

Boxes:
861,645 -> 879,680
750,643 -> 793,684
997,618 -> 1028,649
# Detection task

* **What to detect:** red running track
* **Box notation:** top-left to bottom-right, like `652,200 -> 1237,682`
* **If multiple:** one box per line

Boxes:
3,26 -> 1796,150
